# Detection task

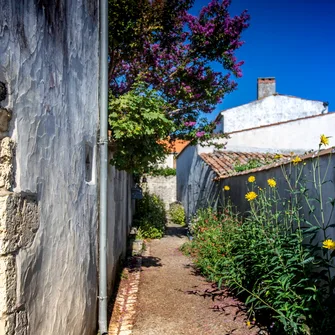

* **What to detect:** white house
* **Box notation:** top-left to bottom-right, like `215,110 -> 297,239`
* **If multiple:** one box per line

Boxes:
215,77 -> 328,134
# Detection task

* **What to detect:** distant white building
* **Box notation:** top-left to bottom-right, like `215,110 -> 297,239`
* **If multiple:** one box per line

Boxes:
215,77 -> 328,134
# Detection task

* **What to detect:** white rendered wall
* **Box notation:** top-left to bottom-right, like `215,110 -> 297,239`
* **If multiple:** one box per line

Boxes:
0,1 -> 99,334
156,153 -> 175,169
225,113 -> 335,154
218,95 -> 328,134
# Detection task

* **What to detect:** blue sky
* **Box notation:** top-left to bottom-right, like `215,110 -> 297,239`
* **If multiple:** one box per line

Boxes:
192,0 -> 335,118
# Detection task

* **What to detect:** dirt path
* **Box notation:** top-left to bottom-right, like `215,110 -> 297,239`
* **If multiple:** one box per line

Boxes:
132,223 -> 263,335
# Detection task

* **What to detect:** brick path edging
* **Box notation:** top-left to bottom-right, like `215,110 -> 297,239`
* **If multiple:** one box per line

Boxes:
108,245 -> 150,335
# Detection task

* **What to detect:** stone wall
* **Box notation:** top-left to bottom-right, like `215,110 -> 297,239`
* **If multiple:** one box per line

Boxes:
146,176 -> 177,210
0,192 -> 39,334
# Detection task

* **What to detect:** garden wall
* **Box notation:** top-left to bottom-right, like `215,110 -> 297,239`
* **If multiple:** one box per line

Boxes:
146,175 -> 176,210
219,151 -> 335,242
177,144 -> 222,221
107,152 -> 135,294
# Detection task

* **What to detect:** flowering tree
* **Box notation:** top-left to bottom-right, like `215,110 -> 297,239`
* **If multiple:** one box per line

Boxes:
108,0 -> 249,171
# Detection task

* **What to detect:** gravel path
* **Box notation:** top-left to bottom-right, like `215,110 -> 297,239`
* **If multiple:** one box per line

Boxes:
132,223 -> 263,335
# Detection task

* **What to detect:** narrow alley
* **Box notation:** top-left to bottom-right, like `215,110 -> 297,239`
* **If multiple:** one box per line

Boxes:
109,223 -> 265,335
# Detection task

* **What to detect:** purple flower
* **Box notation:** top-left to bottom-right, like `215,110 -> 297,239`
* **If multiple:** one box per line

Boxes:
196,131 -> 205,137
184,85 -> 192,93
184,121 -> 196,127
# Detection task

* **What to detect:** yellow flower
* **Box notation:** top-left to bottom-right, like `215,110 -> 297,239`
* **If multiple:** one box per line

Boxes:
320,134 -> 329,146
323,239 -> 335,250
245,191 -> 257,201
224,185 -> 230,191
246,320 -> 251,327
248,176 -> 255,183
267,178 -> 276,188
292,156 -> 302,165
274,154 -> 283,159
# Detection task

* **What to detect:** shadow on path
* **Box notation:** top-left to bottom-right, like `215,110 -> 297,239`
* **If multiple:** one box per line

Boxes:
141,256 -> 162,268
165,224 -> 187,238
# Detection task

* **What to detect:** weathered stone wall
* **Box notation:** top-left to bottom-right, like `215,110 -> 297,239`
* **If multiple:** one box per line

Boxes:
0,1 -> 99,334
0,138 -> 14,191
146,176 -> 177,210
0,193 -> 39,334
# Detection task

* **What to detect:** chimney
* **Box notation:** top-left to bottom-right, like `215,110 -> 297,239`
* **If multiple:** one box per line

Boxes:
257,77 -> 276,99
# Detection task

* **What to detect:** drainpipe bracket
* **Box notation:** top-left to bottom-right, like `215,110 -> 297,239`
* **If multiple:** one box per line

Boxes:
97,296 -> 108,300
97,139 -> 108,145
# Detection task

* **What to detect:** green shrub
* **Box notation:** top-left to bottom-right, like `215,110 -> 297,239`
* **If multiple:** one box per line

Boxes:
148,167 -> 176,177
184,204 -> 322,334
183,145 -> 335,335
133,192 -> 166,239
169,202 -> 186,226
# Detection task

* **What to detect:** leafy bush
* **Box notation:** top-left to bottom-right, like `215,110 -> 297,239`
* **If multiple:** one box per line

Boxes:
109,82 -> 175,173
169,202 -> 186,226
133,192 -> 166,239
184,205 -> 323,334
148,167 -> 176,177
183,140 -> 335,334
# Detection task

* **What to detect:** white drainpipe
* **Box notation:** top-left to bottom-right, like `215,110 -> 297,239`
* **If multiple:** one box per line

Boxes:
98,0 -> 108,333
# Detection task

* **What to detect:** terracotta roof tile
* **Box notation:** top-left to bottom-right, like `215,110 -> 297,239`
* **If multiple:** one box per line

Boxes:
201,148 -> 335,180
200,151 -> 292,178
159,139 -> 190,154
